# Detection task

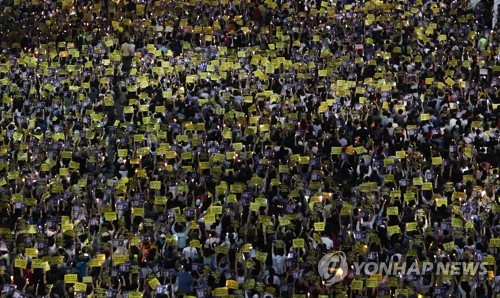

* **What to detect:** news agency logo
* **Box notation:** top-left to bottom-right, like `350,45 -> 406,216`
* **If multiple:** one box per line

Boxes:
318,251 -> 348,286
318,251 -> 489,286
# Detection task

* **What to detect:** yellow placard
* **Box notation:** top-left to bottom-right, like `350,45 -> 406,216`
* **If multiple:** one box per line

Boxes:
226,280 -> 238,289
62,223 -> 74,232
25,248 -> 38,257
74,282 -> 87,292
15,259 -> 27,269
214,287 -> 228,296
59,168 -> 70,176
293,238 -> 305,248
189,239 -> 201,248
452,218 -> 463,228
133,207 -> 144,217
445,77 -> 455,86
150,181 -> 161,190
351,280 -> 364,290
489,238 -> 500,248
366,277 -> 379,288
64,274 -> 78,284
314,222 -> 325,231
148,278 -> 161,289
89,259 -> 101,267
422,182 -> 433,191
406,222 -> 417,231
435,198 -> 448,207
105,212 -> 117,221
331,147 -> 342,155
113,255 -> 128,266
387,225 -> 400,235
432,157 -> 443,165
154,196 -> 167,205
209,205 -> 223,215
387,207 -> 399,216
396,151 -> 406,159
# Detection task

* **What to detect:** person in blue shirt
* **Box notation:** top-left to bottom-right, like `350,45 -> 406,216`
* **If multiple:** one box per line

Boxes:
173,263 -> 193,295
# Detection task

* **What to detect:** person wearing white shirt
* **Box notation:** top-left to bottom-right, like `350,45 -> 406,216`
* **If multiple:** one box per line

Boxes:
182,246 -> 199,259
129,39 -> 136,56
271,242 -> 287,276
121,38 -> 134,73
321,236 -> 334,250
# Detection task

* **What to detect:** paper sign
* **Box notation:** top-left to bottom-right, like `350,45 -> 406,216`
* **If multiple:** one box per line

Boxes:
435,198 -> 447,207
314,222 -> 325,231
406,222 -> 417,231
62,223 -> 74,232
89,259 -> 101,267
366,277 -> 379,288
226,280 -> 238,289
59,168 -> 70,176
133,207 -> 144,217
214,287 -> 228,296
190,240 -> 201,248
150,181 -> 161,190
387,225 -> 400,235
452,218 -> 463,228
489,238 -> 500,248
443,241 -> 454,252
148,278 -> 160,289
154,196 -> 167,205
15,259 -> 27,269
351,280 -> 364,290
293,238 -> 305,248
64,274 -> 78,284
118,149 -> 128,157
105,212 -> 117,221
255,251 -> 268,262
209,206 -> 223,215
387,207 -> 399,216
331,147 -> 342,155
25,248 -> 38,257
432,157 -> 443,165
32,259 -> 44,269
74,282 -> 87,292
113,255 -> 127,266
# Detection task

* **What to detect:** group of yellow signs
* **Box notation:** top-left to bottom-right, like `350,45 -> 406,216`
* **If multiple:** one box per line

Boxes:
1,0 -> 499,297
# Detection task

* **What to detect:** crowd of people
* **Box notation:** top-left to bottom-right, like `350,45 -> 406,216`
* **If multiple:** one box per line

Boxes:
0,0 -> 499,297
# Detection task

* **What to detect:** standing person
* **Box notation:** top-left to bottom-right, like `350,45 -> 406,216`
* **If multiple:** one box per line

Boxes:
173,263 -> 194,295
121,37 -> 133,74
129,38 -> 136,58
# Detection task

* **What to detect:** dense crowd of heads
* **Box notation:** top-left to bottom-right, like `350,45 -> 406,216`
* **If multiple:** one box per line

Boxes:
0,0 -> 499,297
